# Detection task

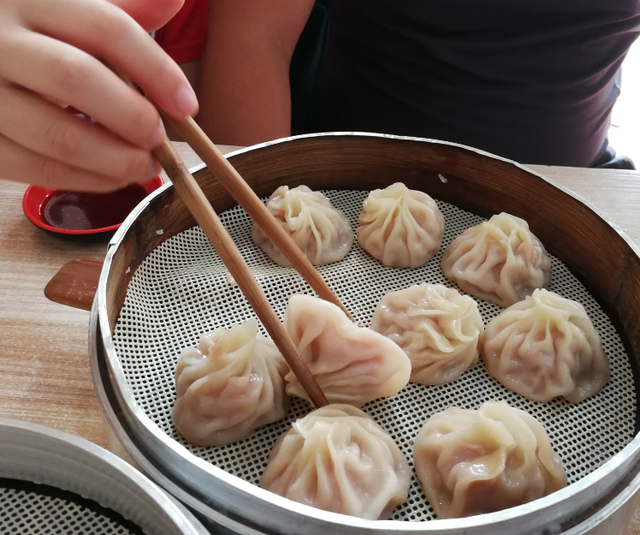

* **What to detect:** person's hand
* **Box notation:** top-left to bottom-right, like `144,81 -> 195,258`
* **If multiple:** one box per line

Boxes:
0,0 -> 198,192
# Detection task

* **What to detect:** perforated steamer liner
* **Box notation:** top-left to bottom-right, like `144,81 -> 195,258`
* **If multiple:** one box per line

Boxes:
95,133 -> 640,534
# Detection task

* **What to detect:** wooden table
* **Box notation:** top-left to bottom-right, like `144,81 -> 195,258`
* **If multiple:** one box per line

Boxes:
1,143 -> 639,531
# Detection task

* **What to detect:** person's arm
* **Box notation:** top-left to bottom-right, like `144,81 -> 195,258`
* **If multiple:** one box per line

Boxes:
0,0 -> 198,192
196,0 -> 315,146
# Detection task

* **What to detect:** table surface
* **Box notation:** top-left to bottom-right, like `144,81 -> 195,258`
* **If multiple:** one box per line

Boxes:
1,142 -> 640,531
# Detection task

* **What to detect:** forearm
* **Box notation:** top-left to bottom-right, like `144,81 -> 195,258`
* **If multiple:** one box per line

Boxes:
197,43 -> 292,145
196,0 -> 314,146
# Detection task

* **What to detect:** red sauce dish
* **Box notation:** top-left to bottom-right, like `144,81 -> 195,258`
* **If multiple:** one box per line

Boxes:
22,176 -> 164,235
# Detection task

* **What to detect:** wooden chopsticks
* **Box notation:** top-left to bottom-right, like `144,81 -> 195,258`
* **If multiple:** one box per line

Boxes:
115,70 -> 345,405
154,139 -> 329,408
163,115 -> 354,321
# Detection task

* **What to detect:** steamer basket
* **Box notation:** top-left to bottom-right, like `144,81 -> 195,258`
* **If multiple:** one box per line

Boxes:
0,417 -> 209,535
93,133 -> 640,534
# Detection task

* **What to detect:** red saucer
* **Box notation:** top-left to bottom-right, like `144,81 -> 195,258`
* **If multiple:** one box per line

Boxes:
23,176 -> 164,235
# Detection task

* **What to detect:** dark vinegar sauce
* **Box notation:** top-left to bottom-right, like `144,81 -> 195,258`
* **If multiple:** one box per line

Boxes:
41,184 -> 148,230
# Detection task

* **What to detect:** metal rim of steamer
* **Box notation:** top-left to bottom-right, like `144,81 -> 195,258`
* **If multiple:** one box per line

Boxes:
93,132 -> 640,535
0,417 -> 210,535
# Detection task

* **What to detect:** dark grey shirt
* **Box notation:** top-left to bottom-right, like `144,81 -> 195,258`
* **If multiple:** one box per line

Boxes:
306,0 -> 640,166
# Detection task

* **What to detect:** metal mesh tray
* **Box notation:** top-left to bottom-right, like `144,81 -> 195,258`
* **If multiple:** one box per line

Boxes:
0,479 -> 144,535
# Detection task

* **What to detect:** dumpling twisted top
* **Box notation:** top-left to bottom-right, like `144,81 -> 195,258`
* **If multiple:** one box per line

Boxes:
357,182 -> 444,268
413,400 -> 567,518
252,185 -> 354,266
441,212 -> 551,307
173,319 -> 289,446
480,288 -> 609,403
371,283 -> 483,385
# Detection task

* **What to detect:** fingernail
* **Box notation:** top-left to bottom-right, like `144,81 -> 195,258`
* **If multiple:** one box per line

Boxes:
175,84 -> 199,116
148,157 -> 162,178
149,120 -> 166,148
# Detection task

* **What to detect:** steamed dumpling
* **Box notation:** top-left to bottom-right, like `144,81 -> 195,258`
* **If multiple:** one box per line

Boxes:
371,283 -> 483,385
251,185 -> 354,266
480,289 -> 609,403
357,182 -> 444,268
441,212 -> 551,307
261,404 -> 411,519
172,319 -> 289,446
283,295 -> 411,407
413,401 -> 567,519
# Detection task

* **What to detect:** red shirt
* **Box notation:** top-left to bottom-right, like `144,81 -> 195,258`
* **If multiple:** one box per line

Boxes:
154,0 -> 208,64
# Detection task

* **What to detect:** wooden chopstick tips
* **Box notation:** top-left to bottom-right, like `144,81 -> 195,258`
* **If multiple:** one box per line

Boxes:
153,139 -> 329,408
162,115 -> 354,321
113,69 -> 350,319
112,70 -> 347,406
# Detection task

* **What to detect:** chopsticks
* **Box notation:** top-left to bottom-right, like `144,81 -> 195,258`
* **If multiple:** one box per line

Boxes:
115,68 -> 349,318
162,115 -> 354,321
115,70 -> 346,406
154,139 -> 329,408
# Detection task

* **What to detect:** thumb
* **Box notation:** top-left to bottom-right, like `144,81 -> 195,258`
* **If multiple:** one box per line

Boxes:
107,0 -> 185,32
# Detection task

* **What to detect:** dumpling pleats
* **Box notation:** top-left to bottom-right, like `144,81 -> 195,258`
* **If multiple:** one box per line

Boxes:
252,185 -> 354,266
413,401 -> 567,518
371,283 -> 483,385
261,404 -> 411,519
357,182 -> 444,268
480,289 -> 610,403
173,319 -> 289,446
441,212 -> 551,307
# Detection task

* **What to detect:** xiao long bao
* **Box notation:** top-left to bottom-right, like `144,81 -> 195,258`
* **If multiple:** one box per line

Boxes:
172,319 -> 289,446
371,283 -> 483,385
251,185 -> 354,266
441,212 -> 551,307
480,289 -> 610,403
261,404 -> 411,519
283,294 -> 411,407
413,401 -> 567,519
357,182 -> 444,268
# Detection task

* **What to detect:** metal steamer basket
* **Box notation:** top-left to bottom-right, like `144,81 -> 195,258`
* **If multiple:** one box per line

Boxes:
0,418 -> 210,535
90,133 -> 640,534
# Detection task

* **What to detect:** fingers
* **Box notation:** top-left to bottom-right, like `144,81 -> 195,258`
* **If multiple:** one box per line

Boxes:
0,84 -> 162,183
0,0 -> 194,192
0,31 -> 168,149
23,0 -> 198,119
0,135 -> 130,193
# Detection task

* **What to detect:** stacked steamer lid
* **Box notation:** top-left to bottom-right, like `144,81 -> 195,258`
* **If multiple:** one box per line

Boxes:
89,133 -> 640,535
0,417 -> 209,535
